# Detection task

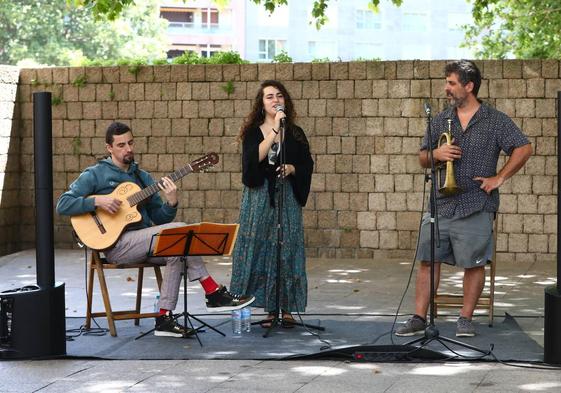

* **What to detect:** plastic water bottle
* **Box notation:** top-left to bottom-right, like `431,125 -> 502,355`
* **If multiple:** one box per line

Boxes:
232,309 -> 242,336
153,294 -> 160,313
241,307 -> 251,333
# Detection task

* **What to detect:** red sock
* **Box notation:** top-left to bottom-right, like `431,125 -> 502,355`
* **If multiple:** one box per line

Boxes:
159,308 -> 168,316
200,276 -> 220,294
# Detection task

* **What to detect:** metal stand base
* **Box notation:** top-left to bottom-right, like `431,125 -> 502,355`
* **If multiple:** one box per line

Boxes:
405,324 -> 489,356
253,313 -> 325,338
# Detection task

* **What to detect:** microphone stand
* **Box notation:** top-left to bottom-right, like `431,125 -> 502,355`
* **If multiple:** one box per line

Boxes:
405,103 -> 488,356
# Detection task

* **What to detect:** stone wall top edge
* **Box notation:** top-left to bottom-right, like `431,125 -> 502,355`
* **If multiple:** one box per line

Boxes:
11,59 -> 558,73
10,60 -> 561,87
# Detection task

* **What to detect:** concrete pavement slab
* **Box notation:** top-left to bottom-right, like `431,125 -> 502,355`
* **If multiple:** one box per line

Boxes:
0,249 -> 558,392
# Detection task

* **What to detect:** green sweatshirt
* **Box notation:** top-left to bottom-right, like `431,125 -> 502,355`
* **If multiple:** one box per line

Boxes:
56,158 -> 177,229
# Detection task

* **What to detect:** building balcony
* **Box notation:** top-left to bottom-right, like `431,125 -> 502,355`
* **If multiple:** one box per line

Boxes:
167,22 -> 230,35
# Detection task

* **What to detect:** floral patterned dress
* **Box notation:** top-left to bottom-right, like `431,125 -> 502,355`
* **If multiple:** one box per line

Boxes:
230,180 -> 307,312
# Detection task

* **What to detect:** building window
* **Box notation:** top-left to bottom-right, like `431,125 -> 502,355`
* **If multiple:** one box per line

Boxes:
201,8 -> 219,29
161,9 -> 195,29
356,10 -> 381,30
167,49 -> 186,59
200,44 -> 223,58
258,39 -> 286,60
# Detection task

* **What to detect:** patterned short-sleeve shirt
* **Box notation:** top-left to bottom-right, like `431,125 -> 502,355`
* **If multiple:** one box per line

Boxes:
421,103 -> 530,218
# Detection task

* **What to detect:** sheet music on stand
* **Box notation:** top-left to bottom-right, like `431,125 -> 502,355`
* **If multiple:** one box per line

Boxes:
150,222 -> 239,258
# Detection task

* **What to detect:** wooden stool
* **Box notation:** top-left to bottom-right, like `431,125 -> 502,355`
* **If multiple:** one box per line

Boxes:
434,218 -> 498,327
85,250 -> 163,337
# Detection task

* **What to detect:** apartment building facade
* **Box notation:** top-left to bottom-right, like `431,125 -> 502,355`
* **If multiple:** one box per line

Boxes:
160,0 -> 474,62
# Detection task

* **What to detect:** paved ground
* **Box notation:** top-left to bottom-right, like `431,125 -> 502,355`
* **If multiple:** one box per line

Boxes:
1,249 -> 560,392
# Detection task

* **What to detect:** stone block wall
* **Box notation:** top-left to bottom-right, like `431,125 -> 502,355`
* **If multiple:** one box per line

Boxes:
0,66 -> 20,256
3,60 -> 558,262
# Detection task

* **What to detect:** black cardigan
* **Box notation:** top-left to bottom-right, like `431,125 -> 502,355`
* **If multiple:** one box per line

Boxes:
242,125 -> 313,207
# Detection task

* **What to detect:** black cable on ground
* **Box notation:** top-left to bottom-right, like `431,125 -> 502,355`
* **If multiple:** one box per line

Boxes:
383,167 -> 429,345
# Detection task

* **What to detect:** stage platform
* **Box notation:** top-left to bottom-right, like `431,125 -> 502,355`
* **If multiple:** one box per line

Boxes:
0,249 -> 551,363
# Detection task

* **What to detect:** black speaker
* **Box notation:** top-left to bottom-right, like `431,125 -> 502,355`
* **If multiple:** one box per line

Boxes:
0,284 -> 66,359
544,286 -> 561,364
545,92 -> 561,365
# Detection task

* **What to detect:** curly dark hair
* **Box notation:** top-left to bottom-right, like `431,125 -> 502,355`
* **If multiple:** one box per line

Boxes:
444,59 -> 482,97
238,80 -> 297,141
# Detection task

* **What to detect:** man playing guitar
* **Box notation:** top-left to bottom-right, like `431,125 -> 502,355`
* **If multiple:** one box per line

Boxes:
56,121 -> 254,338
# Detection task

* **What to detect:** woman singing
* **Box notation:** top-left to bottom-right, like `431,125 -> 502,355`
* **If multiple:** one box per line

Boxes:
230,80 -> 314,328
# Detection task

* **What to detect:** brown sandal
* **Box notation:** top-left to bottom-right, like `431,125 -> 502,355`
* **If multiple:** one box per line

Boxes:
260,313 -> 275,328
282,312 -> 295,329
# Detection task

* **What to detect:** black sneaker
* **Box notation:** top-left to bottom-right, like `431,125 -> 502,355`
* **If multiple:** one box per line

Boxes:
154,313 -> 195,338
205,285 -> 255,312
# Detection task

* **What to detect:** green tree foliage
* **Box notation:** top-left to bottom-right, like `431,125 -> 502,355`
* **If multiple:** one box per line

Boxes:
72,0 -> 136,20
464,0 -> 561,59
0,0 -> 169,66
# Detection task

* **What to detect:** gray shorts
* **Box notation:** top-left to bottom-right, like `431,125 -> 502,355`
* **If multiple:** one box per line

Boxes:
415,210 -> 494,269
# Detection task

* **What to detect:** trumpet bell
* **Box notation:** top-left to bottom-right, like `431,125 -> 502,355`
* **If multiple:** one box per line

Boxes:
438,182 -> 461,196
436,127 -> 461,196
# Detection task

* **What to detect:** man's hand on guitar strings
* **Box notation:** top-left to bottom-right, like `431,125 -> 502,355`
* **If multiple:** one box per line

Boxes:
158,176 -> 178,207
94,196 -> 122,214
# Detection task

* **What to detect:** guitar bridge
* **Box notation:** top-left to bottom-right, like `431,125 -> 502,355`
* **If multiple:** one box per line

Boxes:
90,212 -> 107,234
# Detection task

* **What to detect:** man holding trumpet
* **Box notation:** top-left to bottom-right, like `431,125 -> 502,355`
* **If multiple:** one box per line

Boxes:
396,60 -> 532,337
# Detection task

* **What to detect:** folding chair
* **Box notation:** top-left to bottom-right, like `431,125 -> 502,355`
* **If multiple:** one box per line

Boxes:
85,250 -> 163,336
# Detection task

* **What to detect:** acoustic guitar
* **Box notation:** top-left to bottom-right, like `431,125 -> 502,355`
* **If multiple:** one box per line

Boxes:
71,152 -> 219,250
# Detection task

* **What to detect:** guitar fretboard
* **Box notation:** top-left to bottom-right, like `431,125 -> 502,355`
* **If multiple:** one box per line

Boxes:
126,164 -> 193,206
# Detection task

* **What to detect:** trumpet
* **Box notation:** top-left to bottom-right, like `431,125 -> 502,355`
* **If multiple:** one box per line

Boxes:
436,119 -> 461,196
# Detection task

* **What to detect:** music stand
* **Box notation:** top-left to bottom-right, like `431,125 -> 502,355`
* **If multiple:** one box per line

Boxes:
135,222 -> 239,346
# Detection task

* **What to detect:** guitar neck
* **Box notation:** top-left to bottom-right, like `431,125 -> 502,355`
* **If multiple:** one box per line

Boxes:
128,165 -> 193,206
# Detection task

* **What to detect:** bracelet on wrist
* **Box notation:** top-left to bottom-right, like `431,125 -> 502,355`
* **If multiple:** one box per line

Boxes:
272,128 -> 278,134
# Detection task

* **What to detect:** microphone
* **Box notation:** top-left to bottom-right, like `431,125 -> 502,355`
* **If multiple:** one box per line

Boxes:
423,101 -> 432,116
275,104 -> 286,127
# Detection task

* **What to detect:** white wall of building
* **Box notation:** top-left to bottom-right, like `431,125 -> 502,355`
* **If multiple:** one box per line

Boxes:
160,0 -> 474,62
243,0 -> 474,62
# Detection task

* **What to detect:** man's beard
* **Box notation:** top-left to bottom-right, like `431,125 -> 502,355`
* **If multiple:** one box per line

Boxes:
447,93 -> 466,108
123,154 -> 134,164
